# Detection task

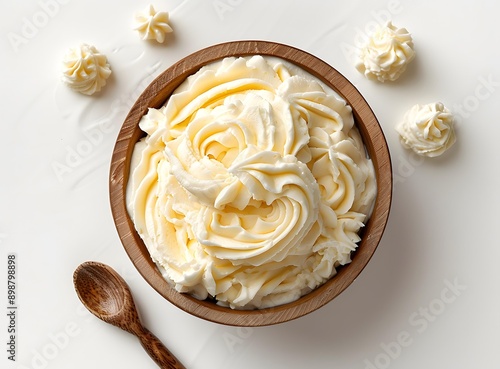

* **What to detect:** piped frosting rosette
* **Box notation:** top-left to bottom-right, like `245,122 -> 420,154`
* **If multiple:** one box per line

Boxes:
127,56 -> 377,309
61,43 -> 111,95
355,21 -> 415,82
396,102 -> 456,157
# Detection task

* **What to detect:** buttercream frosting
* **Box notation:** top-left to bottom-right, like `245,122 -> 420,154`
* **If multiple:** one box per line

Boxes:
355,21 -> 415,82
61,43 -> 111,95
127,56 -> 377,309
396,102 -> 456,157
133,4 -> 173,43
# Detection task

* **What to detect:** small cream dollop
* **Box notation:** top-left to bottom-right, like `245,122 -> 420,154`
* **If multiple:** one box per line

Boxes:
396,102 -> 456,157
133,4 -> 173,43
61,44 -> 111,95
355,21 -> 415,82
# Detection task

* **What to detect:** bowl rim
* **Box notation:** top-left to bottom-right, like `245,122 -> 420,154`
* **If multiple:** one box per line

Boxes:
109,40 -> 392,326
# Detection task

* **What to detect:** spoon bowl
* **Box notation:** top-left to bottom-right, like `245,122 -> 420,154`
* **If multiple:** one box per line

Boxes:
75,262 -> 127,323
73,261 -> 185,369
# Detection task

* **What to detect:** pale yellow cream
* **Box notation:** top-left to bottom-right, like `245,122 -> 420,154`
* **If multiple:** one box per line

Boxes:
61,43 -> 111,95
133,4 -> 173,43
127,56 -> 377,309
396,102 -> 456,157
355,21 -> 415,82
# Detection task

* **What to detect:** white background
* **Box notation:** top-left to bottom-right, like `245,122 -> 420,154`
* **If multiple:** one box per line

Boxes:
1,0 -> 499,368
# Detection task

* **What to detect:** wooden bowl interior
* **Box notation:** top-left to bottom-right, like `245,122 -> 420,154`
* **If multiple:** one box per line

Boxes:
109,41 -> 392,326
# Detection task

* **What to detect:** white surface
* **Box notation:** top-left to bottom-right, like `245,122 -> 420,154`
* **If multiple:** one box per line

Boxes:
1,0 -> 499,368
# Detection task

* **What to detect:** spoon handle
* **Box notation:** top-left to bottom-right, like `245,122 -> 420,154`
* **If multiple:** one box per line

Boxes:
137,326 -> 186,369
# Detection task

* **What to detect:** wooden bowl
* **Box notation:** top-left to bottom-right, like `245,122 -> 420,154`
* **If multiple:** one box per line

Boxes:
109,41 -> 392,326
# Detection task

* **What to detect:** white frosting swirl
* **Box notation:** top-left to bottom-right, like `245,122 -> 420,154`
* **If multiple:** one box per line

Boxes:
396,102 -> 456,157
61,43 -> 111,95
133,4 -> 173,43
355,21 -> 415,82
127,56 -> 377,309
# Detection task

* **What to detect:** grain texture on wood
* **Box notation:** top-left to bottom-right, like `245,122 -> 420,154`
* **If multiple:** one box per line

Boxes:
74,261 -> 186,369
109,40 -> 392,327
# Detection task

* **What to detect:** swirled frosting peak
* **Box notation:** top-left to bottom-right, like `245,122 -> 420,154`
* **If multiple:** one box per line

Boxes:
61,43 -> 111,95
396,102 -> 456,157
355,21 -> 415,82
127,56 -> 377,309
133,4 -> 173,43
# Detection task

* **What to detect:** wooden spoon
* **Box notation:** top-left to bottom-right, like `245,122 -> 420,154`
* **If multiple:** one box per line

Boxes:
73,261 -> 186,369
